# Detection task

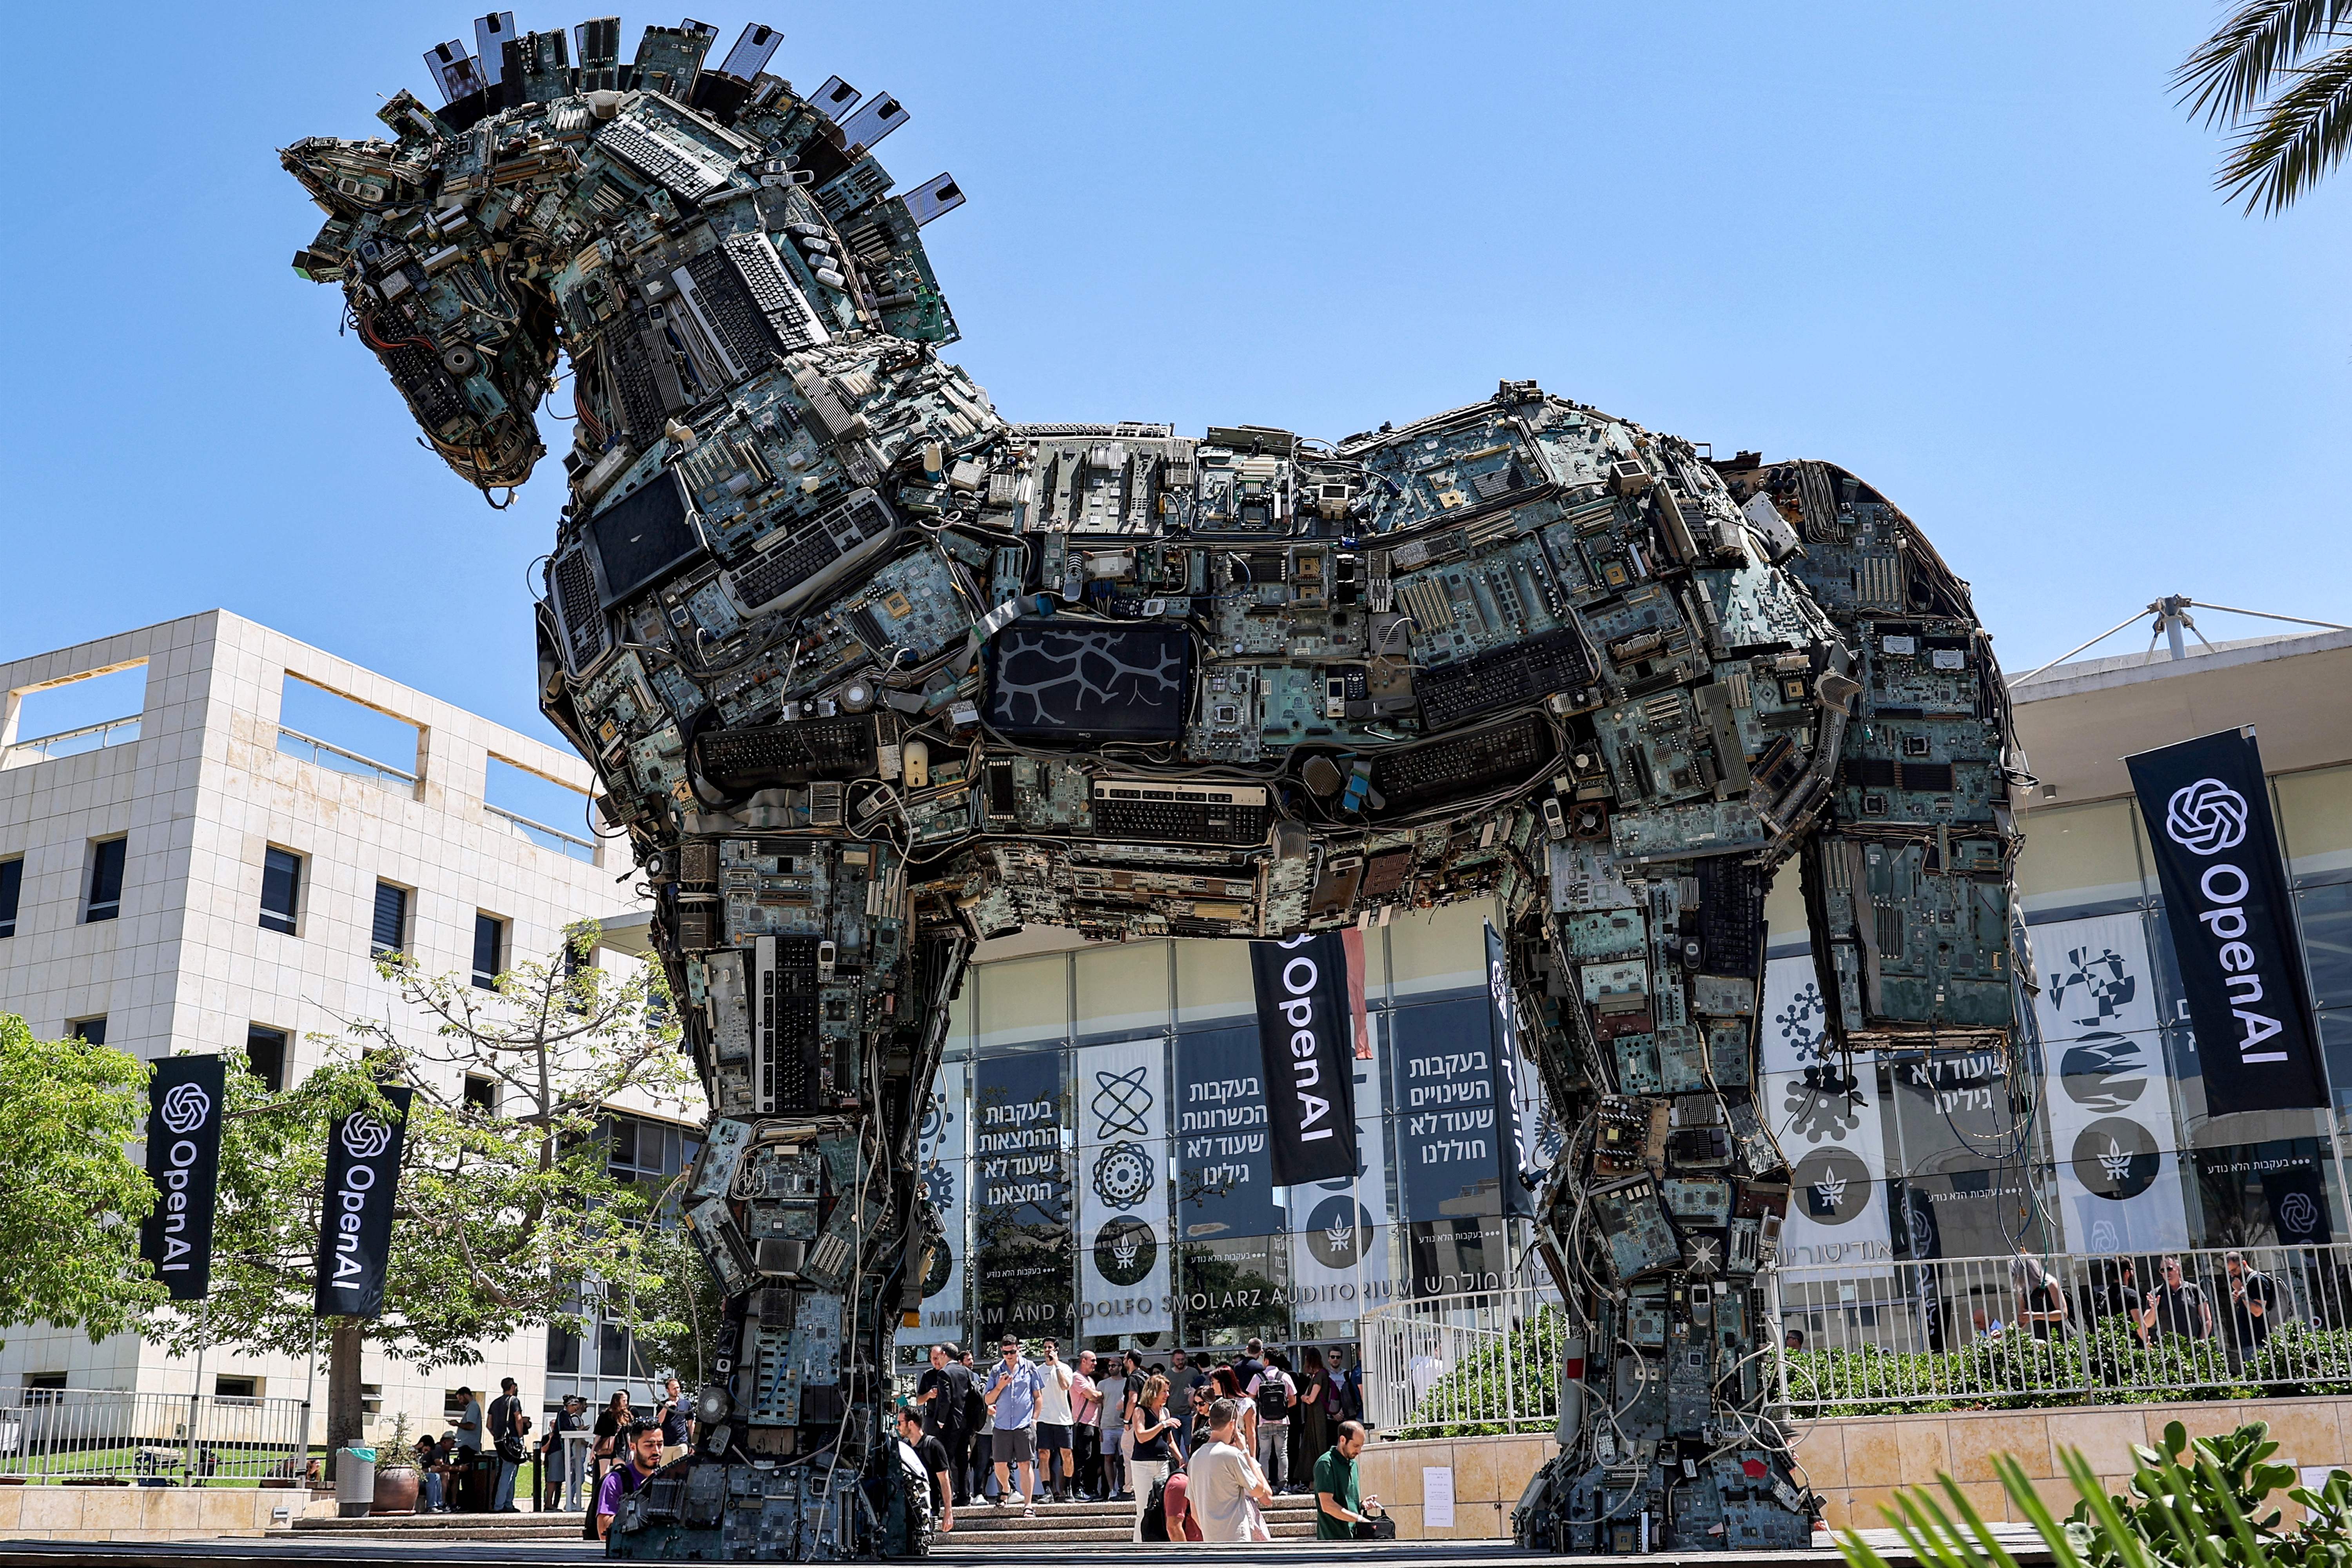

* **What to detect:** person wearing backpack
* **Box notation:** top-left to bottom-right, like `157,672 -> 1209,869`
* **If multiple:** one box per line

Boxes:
1243,1352 -> 1297,1494
1126,1373 -> 1181,1543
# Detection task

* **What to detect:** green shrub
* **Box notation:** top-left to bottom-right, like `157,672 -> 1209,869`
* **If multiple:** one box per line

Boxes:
1395,1305 -> 1568,1438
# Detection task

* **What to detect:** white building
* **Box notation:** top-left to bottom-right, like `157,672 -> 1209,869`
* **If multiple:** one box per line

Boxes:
0,610 -> 681,1444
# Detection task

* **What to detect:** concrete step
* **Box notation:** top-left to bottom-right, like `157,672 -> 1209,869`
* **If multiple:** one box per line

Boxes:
945,1522 -> 1320,1545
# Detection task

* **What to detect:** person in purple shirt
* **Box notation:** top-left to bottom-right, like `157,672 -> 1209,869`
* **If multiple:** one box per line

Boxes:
595,1421 -> 664,1541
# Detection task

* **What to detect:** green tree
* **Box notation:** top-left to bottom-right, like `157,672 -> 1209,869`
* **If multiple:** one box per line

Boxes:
0,1014 -> 165,1347
145,926 -> 697,1452
2178,0 -> 2352,212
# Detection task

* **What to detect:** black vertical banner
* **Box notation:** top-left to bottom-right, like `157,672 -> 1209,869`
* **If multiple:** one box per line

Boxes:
973,1052 -> 1072,1347
140,1055 -> 226,1300
1252,933 -> 1359,1186
2127,729 -> 2327,1116
1485,923 -> 1535,1219
314,1086 -> 412,1318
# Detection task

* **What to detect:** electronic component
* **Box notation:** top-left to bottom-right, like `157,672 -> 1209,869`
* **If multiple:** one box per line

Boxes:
1363,712 -> 1558,818
985,623 -> 1192,740
1413,626 -> 1595,731
1091,779 -> 1270,845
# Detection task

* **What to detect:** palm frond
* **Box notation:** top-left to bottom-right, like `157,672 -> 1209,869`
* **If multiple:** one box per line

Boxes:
2216,42 -> 2352,211
2176,0 -> 2352,125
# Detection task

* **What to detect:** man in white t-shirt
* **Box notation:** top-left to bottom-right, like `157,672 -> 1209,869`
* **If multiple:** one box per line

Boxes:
1188,1398 -> 1270,1544
1033,1338 -> 1077,1503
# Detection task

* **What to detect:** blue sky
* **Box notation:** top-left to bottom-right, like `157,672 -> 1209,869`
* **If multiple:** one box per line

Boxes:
4,2 -> 2347,747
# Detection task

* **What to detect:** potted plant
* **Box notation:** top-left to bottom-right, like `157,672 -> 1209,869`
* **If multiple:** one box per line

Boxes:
370,1413 -> 421,1516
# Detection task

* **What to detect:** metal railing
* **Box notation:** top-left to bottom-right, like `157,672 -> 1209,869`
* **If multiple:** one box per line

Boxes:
1361,1284 -> 1569,1437
1361,1245 -> 2352,1435
276,726 -> 417,793
2,715 -> 140,769
1778,1243 -> 2352,1415
486,802 -> 598,863
0,1390 -> 310,1485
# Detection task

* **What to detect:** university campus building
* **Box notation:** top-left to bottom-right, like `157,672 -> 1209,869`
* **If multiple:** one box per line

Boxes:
0,612 -> 683,1447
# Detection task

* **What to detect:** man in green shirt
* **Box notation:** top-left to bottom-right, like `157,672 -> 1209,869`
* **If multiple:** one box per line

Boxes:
1314,1420 -> 1376,1540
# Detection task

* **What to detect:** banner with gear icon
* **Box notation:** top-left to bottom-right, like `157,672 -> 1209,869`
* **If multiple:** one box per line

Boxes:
2029,913 -> 2190,1252
1076,1036 -> 1172,1337
1759,955 -> 1891,1269
904,1059 -> 968,1352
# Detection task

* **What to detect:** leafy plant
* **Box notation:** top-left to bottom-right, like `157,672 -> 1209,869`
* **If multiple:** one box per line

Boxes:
379,1411 -> 416,1472
0,1015 -> 167,1350
1836,1419 -> 2352,1568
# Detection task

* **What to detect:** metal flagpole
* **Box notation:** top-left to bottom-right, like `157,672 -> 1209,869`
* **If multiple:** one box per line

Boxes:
185,1299 -> 210,1486
302,1316 -> 318,1473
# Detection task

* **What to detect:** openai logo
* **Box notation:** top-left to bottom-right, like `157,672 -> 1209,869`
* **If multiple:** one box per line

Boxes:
158,1083 -> 212,1135
341,1110 -> 395,1161
2165,778 -> 2248,857
2280,1191 -> 2321,1240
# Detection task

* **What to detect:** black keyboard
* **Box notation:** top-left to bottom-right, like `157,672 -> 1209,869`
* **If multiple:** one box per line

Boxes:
758,936 -> 822,1114
726,490 -> 892,614
1092,780 -> 1272,845
695,715 -> 878,791
1368,713 -> 1556,818
1412,626 -> 1595,731
607,316 -> 669,446
1695,858 -> 1768,978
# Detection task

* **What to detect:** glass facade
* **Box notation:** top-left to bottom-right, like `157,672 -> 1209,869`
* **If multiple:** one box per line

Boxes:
1773,762 -> 2352,1272
899,901 -> 1550,1369
543,1111 -> 701,1414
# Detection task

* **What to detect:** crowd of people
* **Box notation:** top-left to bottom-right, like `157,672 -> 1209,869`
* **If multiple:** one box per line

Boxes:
403,1341 -> 1388,1544
910,1335 -> 1381,1543
1785,1248 -> 2295,1376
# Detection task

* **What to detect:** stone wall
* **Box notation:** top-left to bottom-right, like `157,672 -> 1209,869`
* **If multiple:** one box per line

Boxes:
1347,1398 -> 2352,1541
0,1483 -> 308,1541
1801,1396 -> 2352,1532
1352,1433 -> 1552,1539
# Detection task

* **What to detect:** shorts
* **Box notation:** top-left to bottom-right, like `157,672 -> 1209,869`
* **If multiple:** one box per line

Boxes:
1036,1423 -> 1073,1451
660,1444 -> 686,1466
993,1425 -> 1036,1464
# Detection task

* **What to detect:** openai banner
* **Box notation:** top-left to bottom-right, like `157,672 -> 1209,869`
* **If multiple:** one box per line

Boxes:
2030,913 -> 2189,1252
2128,729 -> 2328,1116
141,1054 -> 226,1301
314,1085 -> 413,1319
1076,1036 -> 1172,1338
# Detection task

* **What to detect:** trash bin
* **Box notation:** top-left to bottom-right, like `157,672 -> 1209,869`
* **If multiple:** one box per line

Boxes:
336,1446 -> 377,1519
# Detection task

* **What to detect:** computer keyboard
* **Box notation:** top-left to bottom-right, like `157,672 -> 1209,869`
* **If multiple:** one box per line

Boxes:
695,715 -> 879,791
1091,779 -> 1271,844
1412,626 -> 1595,731
1368,711 -> 1557,817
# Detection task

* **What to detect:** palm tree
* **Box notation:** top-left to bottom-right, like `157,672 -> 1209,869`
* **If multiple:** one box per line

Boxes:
2178,0 -> 2352,212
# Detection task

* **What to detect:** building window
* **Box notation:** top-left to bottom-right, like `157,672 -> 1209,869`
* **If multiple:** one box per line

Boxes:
0,857 -> 21,938
24,1374 -> 65,1404
370,881 -> 408,958
463,1074 -> 498,1115
214,1375 -> 262,1404
472,913 -> 506,990
246,1025 -> 289,1091
85,837 -> 127,923
260,847 -> 303,935
360,1383 -> 383,1421
68,1017 -> 107,1046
